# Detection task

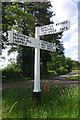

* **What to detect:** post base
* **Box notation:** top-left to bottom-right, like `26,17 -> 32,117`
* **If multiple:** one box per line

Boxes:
33,91 -> 41,103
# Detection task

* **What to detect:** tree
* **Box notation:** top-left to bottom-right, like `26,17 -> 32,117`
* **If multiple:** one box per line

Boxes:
27,2 -> 65,78
2,2 -> 35,78
64,57 -> 73,72
2,2 -> 64,79
47,52 -> 67,75
72,60 -> 79,70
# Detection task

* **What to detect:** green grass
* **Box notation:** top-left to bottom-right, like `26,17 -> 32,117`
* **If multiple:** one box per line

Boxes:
2,85 -> 79,118
67,74 -> 80,81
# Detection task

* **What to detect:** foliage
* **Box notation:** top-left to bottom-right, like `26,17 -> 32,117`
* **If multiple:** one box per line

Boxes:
2,2 -> 35,33
17,46 -> 34,78
2,2 -> 79,78
57,66 -> 68,75
72,60 -> 80,70
2,2 -> 64,78
2,85 -> 78,118
47,53 -> 66,75
64,57 -> 74,71
47,56 -> 79,76
2,62 -> 23,82
48,70 -> 58,76
67,74 -> 80,81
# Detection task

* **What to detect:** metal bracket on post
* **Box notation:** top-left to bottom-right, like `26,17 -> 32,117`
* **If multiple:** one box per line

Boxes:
33,23 -> 41,102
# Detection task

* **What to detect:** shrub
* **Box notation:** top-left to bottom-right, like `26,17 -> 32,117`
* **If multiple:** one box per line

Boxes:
57,66 -> 68,75
2,62 -> 22,81
48,70 -> 58,76
67,75 -> 80,81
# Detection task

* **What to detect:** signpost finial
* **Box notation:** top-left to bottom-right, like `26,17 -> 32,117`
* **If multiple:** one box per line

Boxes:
35,23 -> 40,27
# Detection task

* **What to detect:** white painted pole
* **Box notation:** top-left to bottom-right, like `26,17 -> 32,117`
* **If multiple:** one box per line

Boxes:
33,24 -> 41,92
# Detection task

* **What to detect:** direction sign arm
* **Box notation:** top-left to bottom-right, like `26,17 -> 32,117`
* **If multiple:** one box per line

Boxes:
8,31 -> 13,43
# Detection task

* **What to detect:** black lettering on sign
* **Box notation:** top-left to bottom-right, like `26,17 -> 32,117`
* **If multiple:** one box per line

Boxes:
65,27 -> 68,30
47,43 -> 53,51
13,36 -> 16,42
41,41 -> 46,48
23,36 -> 27,44
43,31 -> 47,35
13,32 -> 33,46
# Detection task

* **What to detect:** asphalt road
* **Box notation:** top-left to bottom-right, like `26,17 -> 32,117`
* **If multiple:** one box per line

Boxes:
1,71 -> 78,89
2,79 -> 78,89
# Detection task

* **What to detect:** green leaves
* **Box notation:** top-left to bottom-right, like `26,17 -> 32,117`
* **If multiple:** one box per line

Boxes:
2,2 -> 35,34
2,2 -> 67,78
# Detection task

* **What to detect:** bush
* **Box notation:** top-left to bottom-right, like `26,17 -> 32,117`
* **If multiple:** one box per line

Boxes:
57,66 -> 68,75
2,62 -> 22,81
67,75 -> 80,81
48,70 -> 58,76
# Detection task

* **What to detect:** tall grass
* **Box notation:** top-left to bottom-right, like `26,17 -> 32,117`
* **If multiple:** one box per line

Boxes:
2,85 -> 79,118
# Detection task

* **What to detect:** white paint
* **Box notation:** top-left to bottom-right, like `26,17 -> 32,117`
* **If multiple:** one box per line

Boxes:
8,31 -> 37,48
40,40 -> 56,52
39,20 -> 70,36
8,19 -> 70,92
8,29 -> 56,92
8,30 -> 56,52
33,26 -> 41,92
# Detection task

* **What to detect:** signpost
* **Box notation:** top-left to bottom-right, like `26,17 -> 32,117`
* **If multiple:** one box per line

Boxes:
8,31 -> 37,48
40,40 -> 56,52
33,24 -> 41,94
8,20 -> 70,100
40,20 -> 70,36
8,30 -> 56,51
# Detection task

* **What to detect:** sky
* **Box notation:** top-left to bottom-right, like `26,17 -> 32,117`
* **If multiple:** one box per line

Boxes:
0,0 -> 79,68
51,0 -> 78,61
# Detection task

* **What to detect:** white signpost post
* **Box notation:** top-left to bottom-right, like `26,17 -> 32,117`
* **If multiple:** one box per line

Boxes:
33,21 -> 70,98
8,20 -> 70,100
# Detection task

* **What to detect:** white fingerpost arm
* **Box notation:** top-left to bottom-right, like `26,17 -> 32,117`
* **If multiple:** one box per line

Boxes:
33,24 -> 41,92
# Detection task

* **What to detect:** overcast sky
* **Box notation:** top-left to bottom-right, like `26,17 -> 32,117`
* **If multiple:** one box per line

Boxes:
0,0 -> 79,68
51,0 -> 78,61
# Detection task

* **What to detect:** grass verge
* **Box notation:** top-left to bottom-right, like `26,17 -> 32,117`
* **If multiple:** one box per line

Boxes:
2,85 -> 79,118
67,75 -> 80,81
